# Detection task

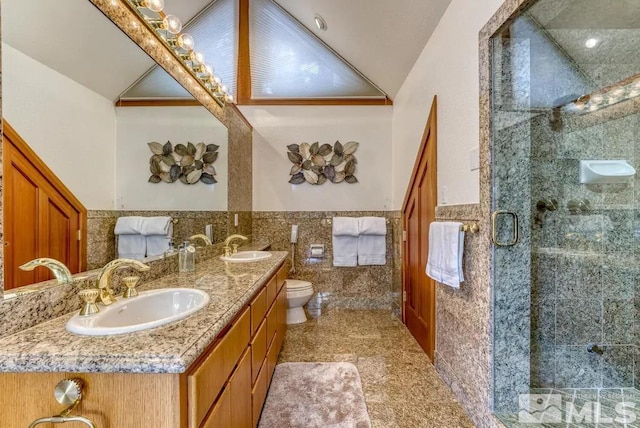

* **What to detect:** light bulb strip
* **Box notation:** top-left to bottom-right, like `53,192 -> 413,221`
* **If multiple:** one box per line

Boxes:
124,0 -> 234,105
563,73 -> 640,115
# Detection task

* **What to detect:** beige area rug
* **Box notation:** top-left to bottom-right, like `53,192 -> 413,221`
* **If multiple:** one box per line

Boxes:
258,362 -> 372,428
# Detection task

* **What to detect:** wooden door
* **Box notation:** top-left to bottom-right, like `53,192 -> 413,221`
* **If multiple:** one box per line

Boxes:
3,121 -> 87,289
402,97 -> 438,361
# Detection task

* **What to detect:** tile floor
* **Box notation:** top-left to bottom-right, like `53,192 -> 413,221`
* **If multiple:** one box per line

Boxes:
277,308 -> 474,427
498,388 -> 640,427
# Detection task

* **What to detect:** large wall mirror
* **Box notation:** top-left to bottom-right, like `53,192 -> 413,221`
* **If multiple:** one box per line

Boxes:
2,0 -> 235,294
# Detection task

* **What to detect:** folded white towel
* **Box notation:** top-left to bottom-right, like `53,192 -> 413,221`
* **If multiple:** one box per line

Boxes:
117,235 -> 146,260
332,217 -> 359,267
426,222 -> 464,288
357,217 -> 386,265
145,222 -> 173,257
114,217 -> 145,235
140,216 -> 173,236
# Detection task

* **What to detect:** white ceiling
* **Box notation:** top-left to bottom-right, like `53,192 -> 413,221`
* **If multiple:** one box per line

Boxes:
2,0 -> 158,101
2,0 -> 453,101
274,0 -> 452,98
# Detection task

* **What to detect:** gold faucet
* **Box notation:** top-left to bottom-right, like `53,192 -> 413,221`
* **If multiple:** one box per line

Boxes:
223,234 -> 248,257
189,234 -> 213,246
95,259 -> 150,305
19,258 -> 73,284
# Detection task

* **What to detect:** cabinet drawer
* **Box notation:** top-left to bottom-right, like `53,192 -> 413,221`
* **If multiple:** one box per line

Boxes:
267,331 -> 279,385
276,263 -> 287,292
188,308 -> 250,428
266,276 -> 277,308
202,386 -> 231,428
266,304 -> 277,347
252,360 -> 269,428
251,319 -> 267,385
250,287 -> 267,336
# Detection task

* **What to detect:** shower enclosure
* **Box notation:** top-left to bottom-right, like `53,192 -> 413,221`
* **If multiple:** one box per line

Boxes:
491,0 -> 640,425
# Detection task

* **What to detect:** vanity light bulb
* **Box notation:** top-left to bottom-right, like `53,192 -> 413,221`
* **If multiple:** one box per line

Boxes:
177,33 -> 195,51
225,93 -> 234,103
213,75 -> 222,85
204,65 -> 214,76
189,51 -> 205,64
221,85 -> 228,93
144,0 -> 164,12
162,15 -> 182,35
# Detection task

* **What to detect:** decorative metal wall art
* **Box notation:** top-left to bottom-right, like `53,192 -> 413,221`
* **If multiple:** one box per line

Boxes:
148,141 -> 219,185
287,141 -> 359,185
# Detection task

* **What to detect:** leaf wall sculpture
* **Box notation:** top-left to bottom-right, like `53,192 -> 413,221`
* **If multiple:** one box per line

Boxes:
148,141 -> 219,185
287,140 -> 359,185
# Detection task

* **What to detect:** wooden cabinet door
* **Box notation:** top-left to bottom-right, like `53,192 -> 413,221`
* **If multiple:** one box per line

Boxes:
202,386 -> 231,428
229,348 -> 252,428
3,122 -> 86,289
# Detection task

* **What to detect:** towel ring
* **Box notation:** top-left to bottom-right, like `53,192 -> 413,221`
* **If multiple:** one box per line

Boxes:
29,378 -> 96,428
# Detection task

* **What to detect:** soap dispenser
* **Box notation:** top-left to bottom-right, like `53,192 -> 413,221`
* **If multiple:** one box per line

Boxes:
178,241 -> 196,273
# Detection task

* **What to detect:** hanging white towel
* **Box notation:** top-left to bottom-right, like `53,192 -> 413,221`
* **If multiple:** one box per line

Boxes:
332,217 -> 359,267
144,219 -> 174,257
426,222 -> 465,289
139,217 -> 173,236
115,217 -> 146,259
357,217 -> 386,265
114,216 -> 145,235
117,235 -> 147,260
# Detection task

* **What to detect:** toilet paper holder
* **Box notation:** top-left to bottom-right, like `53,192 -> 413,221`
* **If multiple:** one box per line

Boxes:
29,378 -> 96,427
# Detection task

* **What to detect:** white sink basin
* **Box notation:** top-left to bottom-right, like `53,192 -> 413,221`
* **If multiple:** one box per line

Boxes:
220,251 -> 273,263
66,288 -> 210,336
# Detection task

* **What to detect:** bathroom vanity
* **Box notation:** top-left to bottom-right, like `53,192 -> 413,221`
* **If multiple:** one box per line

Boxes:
0,252 -> 290,428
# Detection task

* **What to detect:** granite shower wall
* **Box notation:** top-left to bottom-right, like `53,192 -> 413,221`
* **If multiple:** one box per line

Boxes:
252,211 -> 401,310
530,108 -> 639,389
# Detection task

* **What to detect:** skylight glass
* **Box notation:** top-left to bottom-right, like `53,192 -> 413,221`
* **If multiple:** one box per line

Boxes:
249,0 -> 386,99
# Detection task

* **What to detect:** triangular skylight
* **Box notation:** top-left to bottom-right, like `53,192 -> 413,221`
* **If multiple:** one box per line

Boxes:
249,0 -> 386,99
120,0 -> 238,101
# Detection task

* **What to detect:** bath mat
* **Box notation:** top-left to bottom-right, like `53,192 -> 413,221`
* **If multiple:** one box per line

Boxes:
258,362 -> 372,428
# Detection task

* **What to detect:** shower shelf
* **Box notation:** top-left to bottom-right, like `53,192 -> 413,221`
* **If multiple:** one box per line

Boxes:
579,160 -> 636,184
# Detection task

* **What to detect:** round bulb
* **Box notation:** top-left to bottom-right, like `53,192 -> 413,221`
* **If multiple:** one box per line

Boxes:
177,33 -> 195,51
585,38 -> 598,48
194,51 -> 205,64
213,75 -> 221,85
204,65 -> 214,76
162,15 -> 182,35
144,0 -> 164,12
225,94 -> 234,103
221,85 -> 228,93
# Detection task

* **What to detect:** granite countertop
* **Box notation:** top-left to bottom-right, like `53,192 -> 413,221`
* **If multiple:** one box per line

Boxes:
0,251 -> 288,374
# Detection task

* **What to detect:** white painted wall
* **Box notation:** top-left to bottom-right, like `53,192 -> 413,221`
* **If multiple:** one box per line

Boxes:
391,0 -> 504,208
2,43 -> 116,209
243,106 -> 393,211
115,106 -> 228,211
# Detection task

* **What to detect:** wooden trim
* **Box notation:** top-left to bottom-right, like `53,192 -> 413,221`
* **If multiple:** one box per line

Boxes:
238,97 -> 393,106
2,120 -> 87,272
402,96 -> 438,213
115,99 -> 203,107
237,0 -> 252,104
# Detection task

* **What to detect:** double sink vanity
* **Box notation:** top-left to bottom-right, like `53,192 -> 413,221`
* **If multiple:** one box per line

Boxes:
0,248 -> 290,428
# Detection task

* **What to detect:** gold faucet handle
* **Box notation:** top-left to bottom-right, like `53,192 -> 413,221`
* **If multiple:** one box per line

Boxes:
232,243 -> 239,254
78,289 -> 100,316
122,276 -> 141,299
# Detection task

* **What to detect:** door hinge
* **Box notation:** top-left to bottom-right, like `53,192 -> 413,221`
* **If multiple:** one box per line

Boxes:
402,230 -> 407,242
403,290 -> 407,302
77,230 -> 82,241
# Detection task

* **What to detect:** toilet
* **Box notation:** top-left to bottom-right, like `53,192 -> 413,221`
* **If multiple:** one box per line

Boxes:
285,279 -> 314,324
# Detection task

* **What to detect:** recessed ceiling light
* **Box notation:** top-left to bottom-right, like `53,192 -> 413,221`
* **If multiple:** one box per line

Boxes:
585,38 -> 599,48
314,14 -> 327,31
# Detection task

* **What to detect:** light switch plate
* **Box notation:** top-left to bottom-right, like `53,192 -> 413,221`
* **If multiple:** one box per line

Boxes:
470,147 -> 480,171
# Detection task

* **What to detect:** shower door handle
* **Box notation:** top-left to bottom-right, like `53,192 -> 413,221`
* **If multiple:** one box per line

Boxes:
491,211 -> 519,247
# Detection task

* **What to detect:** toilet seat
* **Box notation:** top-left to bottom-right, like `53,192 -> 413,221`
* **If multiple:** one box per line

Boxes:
286,279 -> 313,292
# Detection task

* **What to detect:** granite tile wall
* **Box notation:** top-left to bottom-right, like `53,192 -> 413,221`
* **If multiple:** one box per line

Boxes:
86,210 -> 230,270
252,211 -> 401,310
529,109 -> 639,390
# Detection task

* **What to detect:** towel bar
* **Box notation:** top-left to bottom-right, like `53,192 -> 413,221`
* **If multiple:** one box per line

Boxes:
460,222 -> 480,233
325,218 -> 391,226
